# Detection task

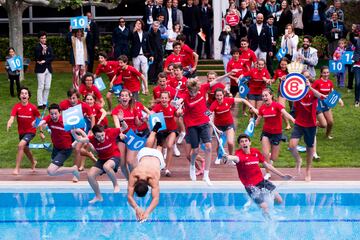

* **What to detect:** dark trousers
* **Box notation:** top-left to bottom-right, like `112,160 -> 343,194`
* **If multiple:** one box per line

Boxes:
87,48 -> 95,73
9,74 -> 20,97
183,27 -> 197,50
310,21 -> 324,36
354,67 -> 360,102
266,45 -> 277,77
197,27 -> 212,59
148,58 -> 163,84
347,65 -> 354,90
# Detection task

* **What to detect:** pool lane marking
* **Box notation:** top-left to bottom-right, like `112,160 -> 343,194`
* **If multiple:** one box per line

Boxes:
1,219 -> 360,223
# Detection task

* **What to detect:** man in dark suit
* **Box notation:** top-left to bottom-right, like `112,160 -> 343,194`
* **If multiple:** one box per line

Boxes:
34,31 -> 55,109
197,0 -> 213,59
182,0 -> 200,49
143,0 -> 155,31
112,17 -> 130,59
152,0 -> 166,22
266,15 -> 278,76
85,12 -> 99,73
130,19 -> 151,94
247,13 -> 272,61
148,21 -> 164,84
303,0 -> 327,36
164,0 -> 177,31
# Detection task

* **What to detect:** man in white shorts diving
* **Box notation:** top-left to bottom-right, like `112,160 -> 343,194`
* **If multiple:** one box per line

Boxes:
127,122 -> 165,222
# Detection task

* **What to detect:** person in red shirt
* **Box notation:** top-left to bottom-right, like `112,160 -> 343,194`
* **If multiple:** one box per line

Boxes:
239,37 -> 257,69
246,59 -> 272,110
112,89 -> 141,174
206,71 -> 226,106
176,34 -> 199,77
152,92 -> 180,176
210,88 -> 256,156
36,103 -> 80,178
272,57 -> 292,130
289,70 -> 327,181
7,87 -> 41,175
255,88 -> 295,180
166,63 -> 177,86
94,52 -> 119,111
164,42 -> 183,71
111,55 -> 148,101
152,72 -> 176,106
312,66 -> 344,139
74,125 -> 124,204
79,73 -> 105,107
135,100 -> 151,137
177,77 -> 228,185
85,93 -> 108,128
226,47 -> 250,97
223,134 -> 292,216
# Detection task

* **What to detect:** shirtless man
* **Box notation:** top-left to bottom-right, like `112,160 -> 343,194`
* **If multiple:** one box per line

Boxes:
127,122 -> 165,222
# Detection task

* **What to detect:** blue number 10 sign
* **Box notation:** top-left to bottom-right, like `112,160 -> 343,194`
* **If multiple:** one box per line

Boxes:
7,56 -> 23,71
329,60 -> 344,73
70,16 -> 88,29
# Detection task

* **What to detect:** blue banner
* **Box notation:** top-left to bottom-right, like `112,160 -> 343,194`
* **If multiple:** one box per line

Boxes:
149,112 -> 167,131
238,81 -> 249,98
244,118 -> 255,137
7,56 -> 23,71
125,129 -> 146,151
94,77 -> 106,91
217,134 -> 227,159
341,51 -> 354,65
62,105 -> 86,131
276,48 -> 287,61
323,90 -> 341,108
329,60 -> 345,73
70,16 -> 88,29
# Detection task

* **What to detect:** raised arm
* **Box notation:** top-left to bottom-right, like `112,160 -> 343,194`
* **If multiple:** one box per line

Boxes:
281,108 -> 295,124
234,97 -> 258,115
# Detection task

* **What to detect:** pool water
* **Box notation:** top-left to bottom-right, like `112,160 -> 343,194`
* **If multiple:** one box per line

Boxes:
0,192 -> 359,240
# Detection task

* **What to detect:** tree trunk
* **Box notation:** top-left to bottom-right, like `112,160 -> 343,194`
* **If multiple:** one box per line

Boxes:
6,0 -> 27,80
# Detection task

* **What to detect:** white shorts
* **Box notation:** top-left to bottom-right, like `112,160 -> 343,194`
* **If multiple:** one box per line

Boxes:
137,147 -> 166,170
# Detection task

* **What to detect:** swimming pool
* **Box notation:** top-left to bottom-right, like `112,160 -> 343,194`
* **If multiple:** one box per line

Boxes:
0,182 -> 359,240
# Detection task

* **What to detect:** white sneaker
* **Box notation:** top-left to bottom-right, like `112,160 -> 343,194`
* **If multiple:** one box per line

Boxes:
173,144 -> 180,157
313,153 -> 320,160
165,169 -> 171,177
203,170 -> 213,186
264,173 -> 271,180
190,165 -> 196,181
215,158 -> 221,165
355,101 -> 359,108
177,132 -> 186,144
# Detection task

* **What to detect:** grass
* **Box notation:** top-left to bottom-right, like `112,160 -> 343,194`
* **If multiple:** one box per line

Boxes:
0,68 -> 359,169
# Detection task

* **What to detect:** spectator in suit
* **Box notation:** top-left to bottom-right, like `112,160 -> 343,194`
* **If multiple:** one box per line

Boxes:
197,0 -> 213,59
172,0 -> 184,31
130,19 -> 151,94
219,25 -> 237,78
302,0 -> 326,36
164,0 -> 177,31
325,11 -> 347,57
148,21 -> 164,84
112,17 -> 130,59
264,0 -> 280,18
85,12 -> 99,73
247,13 -> 272,61
34,31 -> 54,109
266,15 -> 278,76
239,0 -> 252,29
182,0 -> 201,49
274,0 -> 293,35
144,0 -> 155,31
152,0 -> 166,21
325,0 -> 344,22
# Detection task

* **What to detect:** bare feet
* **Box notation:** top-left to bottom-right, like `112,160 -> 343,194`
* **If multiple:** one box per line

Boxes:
72,175 -> 79,183
12,169 -> 19,175
295,158 -> 302,175
31,160 -> 38,172
305,170 -> 311,182
89,196 -> 103,204
73,166 -> 80,180
113,185 -> 120,193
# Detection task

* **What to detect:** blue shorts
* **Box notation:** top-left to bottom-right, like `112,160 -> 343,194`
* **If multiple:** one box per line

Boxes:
19,133 -> 35,146
95,156 -> 120,175
217,124 -> 235,132
247,94 -> 262,101
290,124 -> 317,148
51,147 -> 73,167
187,123 -> 211,149
261,131 -> 283,146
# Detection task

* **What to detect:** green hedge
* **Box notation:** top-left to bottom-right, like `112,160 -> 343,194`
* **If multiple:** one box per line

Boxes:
0,35 -> 113,61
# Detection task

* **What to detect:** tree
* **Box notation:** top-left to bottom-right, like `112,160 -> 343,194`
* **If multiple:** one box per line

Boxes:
0,0 -> 122,78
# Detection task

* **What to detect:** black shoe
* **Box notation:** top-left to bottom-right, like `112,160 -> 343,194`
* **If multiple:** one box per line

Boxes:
152,122 -> 162,132
37,105 -> 43,110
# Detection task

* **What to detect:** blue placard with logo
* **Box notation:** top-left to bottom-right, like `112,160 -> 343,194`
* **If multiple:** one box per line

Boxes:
276,48 -> 287,61
341,51 -> 354,65
239,76 -> 250,84
125,129 -> 146,151
62,105 -> 86,131
329,60 -> 345,73
316,99 -> 329,112
244,118 -> 255,137
94,77 -> 106,91
112,84 -> 123,97
238,81 -> 250,98
7,56 -> 23,71
70,16 -> 88,29
149,112 -> 167,131
217,134 -> 227,159
324,90 -> 341,108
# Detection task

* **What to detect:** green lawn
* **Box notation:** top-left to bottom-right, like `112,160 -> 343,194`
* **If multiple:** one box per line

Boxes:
0,71 -> 359,169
